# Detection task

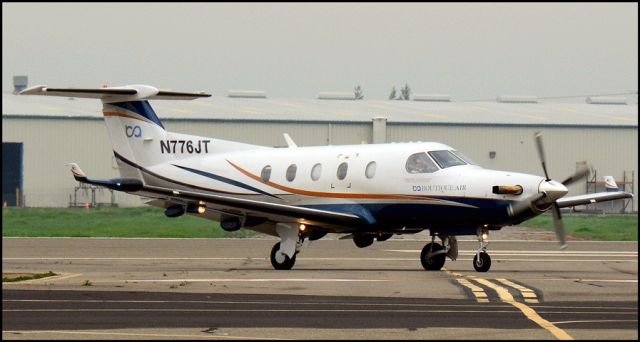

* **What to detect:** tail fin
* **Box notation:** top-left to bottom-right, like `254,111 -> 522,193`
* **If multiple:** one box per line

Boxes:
20,84 -> 211,181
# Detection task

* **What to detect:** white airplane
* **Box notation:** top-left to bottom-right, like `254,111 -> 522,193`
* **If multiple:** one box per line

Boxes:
20,84 -> 633,272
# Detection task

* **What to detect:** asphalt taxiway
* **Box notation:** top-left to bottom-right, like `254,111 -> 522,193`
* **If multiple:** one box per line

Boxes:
2,236 -> 638,340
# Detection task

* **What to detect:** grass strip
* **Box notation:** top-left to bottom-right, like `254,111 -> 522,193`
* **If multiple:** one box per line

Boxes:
3,271 -> 57,283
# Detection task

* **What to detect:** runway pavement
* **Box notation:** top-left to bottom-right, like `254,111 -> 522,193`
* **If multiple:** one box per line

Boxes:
2,236 -> 638,340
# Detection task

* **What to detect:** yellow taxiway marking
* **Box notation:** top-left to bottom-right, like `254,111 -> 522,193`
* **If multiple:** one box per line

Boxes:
496,278 -> 539,304
473,278 -> 573,340
455,278 -> 489,303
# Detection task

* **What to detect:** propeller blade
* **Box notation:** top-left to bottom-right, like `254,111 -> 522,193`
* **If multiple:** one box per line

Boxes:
550,203 -> 567,250
508,192 -> 545,217
534,131 -> 550,181
561,166 -> 590,186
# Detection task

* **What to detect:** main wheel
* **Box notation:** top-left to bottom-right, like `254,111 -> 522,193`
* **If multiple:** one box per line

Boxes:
270,242 -> 296,270
421,243 -> 446,271
473,251 -> 491,272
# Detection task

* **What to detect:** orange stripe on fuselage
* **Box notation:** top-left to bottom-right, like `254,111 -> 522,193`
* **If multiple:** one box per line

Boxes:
103,111 -> 152,124
226,159 -> 444,201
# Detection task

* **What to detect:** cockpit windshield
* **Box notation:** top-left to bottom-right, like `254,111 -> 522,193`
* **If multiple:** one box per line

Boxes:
452,150 -> 476,165
428,150 -> 467,169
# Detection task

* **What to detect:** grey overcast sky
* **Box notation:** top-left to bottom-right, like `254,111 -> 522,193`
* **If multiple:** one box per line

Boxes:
2,2 -> 637,100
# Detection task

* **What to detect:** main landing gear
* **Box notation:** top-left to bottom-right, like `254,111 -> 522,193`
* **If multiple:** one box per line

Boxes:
269,223 -> 304,270
420,234 -> 458,271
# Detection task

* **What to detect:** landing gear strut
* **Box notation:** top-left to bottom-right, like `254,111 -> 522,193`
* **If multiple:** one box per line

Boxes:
473,227 -> 491,272
421,234 -> 457,271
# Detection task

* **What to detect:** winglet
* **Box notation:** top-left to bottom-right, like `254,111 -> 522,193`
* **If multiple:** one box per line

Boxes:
283,133 -> 298,148
68,163 -> 88,181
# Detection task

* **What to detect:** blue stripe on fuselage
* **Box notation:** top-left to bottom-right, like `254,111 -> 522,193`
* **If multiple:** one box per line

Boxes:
173,164 -> 280,199
111,101 -> 164,129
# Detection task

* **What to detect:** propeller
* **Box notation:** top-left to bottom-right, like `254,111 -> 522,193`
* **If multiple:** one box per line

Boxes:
508,132 -> 590,249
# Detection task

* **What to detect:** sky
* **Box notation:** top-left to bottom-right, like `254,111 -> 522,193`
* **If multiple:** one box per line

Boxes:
2,2 -> 638,101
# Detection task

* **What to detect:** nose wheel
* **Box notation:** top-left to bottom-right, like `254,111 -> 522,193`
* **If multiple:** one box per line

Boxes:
473,251 -> 491,272
474,227 -> 491,272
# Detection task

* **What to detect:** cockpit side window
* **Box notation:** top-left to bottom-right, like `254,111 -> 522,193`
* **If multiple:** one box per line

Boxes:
405,152 -> 439,174
428,150 -> 466,169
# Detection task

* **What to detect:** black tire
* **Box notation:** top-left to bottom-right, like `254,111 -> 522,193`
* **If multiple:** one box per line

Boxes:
473,251 -> 491,272
420,243 -> 446,271
270,242 -> 296,270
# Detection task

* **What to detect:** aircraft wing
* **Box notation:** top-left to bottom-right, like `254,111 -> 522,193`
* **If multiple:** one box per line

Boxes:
556,191 -> 633,208
139,185 -> 366,232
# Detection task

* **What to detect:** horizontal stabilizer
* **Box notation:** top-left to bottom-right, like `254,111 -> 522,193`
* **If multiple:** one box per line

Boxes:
20,85 -> 211,101
68,163 -> 143,192
556,191 -> 633,208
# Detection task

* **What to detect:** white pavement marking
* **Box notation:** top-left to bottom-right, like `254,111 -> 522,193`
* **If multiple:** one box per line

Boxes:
123,278 -> 390,283
550,320 -> 639,325
1,330 -> 286,340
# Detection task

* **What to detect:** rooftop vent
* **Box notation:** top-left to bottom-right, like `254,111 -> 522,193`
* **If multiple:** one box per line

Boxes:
13,75 -> 28,94
227,90 -> 266,99
412,94 -> 452,102
317,92 -> 356,100
496,95 -> 538,104
585,96 -> 627,105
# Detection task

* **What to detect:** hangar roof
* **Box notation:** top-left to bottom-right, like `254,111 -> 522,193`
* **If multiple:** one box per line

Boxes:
2,92 -> 637,127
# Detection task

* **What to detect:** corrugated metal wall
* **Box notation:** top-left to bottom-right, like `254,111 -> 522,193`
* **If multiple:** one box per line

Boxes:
2,117 -> 637,212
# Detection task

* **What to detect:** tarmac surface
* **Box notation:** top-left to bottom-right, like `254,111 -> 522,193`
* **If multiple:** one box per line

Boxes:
2,231 -> 638,340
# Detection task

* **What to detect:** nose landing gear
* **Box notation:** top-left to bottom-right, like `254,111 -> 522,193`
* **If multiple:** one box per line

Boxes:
473,227 -> 491,272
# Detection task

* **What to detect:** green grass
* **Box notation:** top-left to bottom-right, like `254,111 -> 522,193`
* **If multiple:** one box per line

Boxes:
520,213 -> 638,241
2,207 -> 637,241
2,207 -> 261,238
3,271 -> 57,283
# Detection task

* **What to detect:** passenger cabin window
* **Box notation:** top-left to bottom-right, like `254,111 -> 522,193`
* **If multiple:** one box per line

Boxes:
428,150 -> 467,169
311,163 -> 322,181
337,162 -> 348,180
365,161 -> 376,179
286,164 -> 297,182
261,165 -> 272,182
406,152 -> 439,173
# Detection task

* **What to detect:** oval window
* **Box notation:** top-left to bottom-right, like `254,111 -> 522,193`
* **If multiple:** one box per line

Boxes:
365,161 -> 376,179
261,165 -> 272,182
336,162 -> 348,180
286,164 -> 297,182
311,163 -> 322,181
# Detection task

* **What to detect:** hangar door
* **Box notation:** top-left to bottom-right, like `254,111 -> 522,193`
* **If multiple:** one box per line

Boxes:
2,142 -> 23,207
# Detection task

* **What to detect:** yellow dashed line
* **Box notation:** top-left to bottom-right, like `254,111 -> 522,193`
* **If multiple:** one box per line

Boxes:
456,278 -> 489,303
443,269 -> 570,339
496,278 -> 539,303
474,278 -> 573,340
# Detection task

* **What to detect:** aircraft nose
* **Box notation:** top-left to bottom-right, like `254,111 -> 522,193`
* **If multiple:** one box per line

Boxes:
538,180 -> 568,202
